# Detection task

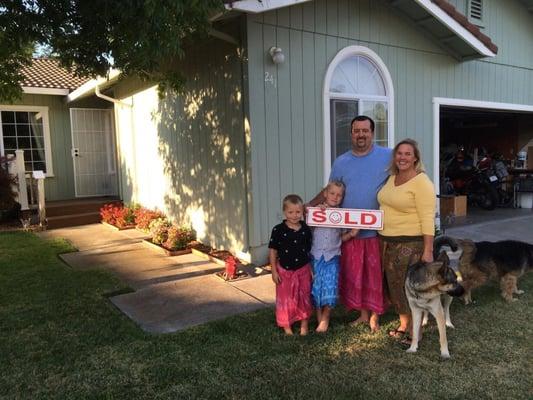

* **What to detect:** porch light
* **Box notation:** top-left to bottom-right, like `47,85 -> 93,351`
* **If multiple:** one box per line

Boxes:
269,47 -> 285,64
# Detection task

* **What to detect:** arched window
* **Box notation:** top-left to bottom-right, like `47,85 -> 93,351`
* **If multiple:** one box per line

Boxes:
323,46 -> 394,182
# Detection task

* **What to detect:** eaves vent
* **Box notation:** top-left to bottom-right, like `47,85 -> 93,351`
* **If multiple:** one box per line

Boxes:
468,0 -> 484,27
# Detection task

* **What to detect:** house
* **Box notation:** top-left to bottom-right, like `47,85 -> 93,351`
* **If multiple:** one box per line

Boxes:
2,0 -> 532,263
1,59 -> 116,201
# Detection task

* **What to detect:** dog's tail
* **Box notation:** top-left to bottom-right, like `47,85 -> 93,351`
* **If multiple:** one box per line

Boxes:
434,236 -> 459,257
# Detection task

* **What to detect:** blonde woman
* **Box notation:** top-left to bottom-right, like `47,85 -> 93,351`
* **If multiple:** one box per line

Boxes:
377,138 -> 436,345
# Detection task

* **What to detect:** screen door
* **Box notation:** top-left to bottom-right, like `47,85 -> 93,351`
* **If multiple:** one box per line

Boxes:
70,108 -> 118,197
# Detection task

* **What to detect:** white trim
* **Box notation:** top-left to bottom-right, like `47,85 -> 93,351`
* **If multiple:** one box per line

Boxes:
329,93 -> 389,102
224,0 -> 312,13
432,97 -> 533,195
22,87 -> 70,96
414,0 -> 496,57
0,105 -> 54,177
433,101 -> 441,199
66,69 -> 121,103
433,97 -> 533,112
322,46 -> 395,185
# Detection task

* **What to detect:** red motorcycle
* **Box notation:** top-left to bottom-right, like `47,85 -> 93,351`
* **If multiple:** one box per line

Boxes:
445,151 -> 499,210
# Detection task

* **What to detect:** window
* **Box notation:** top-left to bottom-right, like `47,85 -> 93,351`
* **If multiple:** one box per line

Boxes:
323,46 -> 394,179
0,106 -> 53,175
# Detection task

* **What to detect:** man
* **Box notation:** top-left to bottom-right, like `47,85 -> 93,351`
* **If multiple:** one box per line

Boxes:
308,115 -> 391,331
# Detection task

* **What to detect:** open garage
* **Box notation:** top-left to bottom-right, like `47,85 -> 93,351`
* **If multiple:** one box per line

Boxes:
436,100 -> 533,226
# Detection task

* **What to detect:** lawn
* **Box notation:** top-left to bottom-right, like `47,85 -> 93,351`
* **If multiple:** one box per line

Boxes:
0,232 -> 531,399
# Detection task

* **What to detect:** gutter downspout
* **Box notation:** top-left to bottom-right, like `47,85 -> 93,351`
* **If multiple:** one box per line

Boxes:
95,84 -> 132,107
94,83 -> 132,203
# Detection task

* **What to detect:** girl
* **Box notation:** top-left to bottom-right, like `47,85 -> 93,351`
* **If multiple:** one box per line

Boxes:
269,194 -> 313,335
311,181 -> 359,333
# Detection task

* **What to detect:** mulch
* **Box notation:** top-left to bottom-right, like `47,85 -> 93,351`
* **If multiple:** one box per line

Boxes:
188,241 -> 235,262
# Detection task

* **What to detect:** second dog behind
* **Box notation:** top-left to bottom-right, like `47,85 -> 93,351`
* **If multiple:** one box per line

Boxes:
434,236 -> 533,303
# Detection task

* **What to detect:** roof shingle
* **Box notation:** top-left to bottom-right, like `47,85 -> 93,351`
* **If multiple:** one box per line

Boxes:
21,58 -> 91,90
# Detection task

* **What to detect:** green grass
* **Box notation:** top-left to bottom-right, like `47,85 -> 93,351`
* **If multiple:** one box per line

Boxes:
0,232 -> 531,399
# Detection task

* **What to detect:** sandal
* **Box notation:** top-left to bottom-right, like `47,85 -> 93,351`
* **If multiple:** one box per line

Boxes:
388,328 -> 406,339
399,335 -> 413,348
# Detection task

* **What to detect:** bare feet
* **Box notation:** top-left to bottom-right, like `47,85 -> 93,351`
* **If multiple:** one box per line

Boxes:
315,320 -> 329,333
369,313 -> 380,332
300,320 -> 309,336
283,327 -> 294,335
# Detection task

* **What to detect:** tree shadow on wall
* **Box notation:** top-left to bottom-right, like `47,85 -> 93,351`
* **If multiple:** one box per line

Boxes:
153,37 -> 248,255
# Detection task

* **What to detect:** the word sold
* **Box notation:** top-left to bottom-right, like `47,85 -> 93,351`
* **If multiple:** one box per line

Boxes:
306,207 -> 383,230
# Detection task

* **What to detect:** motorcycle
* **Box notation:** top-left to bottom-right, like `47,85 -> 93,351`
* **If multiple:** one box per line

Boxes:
478,153 -> 514,208
445,151 -> 499,210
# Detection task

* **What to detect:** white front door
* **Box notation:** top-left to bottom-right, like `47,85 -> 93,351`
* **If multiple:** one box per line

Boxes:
69,108 -> 118,197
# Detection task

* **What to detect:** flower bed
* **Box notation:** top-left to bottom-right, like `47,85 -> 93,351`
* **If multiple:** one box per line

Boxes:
134,208 -> 164,232
100,203 -> 138,230
142,238 -> 192,256
100,203 -> 245,274
190,247 -> 234,267
141,217 -> 197,256
214,269 -> 249,282
188,244 -> 249,281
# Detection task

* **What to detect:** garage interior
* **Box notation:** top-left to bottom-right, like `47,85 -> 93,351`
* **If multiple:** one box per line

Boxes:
439,106 -> 533,225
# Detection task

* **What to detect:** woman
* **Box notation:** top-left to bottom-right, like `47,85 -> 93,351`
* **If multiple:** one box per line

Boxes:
377,138 -> 436,344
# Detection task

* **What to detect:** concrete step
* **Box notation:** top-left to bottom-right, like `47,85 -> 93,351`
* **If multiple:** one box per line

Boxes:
47,211 -> 101,229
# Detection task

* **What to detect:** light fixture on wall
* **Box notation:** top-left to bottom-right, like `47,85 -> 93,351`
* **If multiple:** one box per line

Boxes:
269,47 -> 285,64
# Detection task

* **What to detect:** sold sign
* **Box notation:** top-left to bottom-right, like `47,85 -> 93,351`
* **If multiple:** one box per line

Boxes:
306,207 -> 383,230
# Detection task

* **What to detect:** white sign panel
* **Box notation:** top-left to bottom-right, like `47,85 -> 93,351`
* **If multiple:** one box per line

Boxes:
306,207 -> 383,230
32,170 -> 45,179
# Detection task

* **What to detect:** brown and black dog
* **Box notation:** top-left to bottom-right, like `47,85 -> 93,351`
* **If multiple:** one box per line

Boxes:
405,251 -> 464,358
434,236 -> 533,304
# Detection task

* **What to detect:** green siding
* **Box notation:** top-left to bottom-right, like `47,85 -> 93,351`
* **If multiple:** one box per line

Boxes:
245,0 -> 533,261
3,94 -> 109,201
113,21 -> 249,256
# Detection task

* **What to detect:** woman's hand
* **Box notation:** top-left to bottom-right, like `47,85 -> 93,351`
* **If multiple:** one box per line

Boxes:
421,235 -> 434,263
421,249 -> 434,263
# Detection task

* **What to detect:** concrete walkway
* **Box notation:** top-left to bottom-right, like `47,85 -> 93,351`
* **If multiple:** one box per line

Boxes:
38,224 -> 274,333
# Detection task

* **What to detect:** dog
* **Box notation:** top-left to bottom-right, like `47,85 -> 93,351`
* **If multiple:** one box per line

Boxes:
404,251 -> 465,358
434,236 -> 533,304
419,243 -> 465,330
